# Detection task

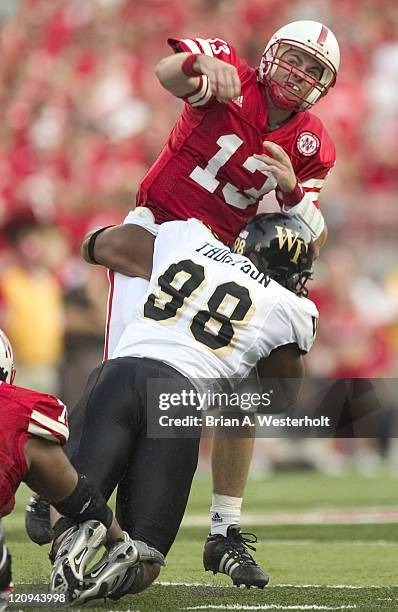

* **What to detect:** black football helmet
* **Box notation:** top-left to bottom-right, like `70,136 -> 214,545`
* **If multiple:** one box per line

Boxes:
233,213 -> 314,296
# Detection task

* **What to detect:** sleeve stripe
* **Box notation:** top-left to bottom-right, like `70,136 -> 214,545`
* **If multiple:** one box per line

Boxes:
189,76 -> 212,106
28,422 -> 65,442
305,191 -> 320,203
187,77 -> 207,103
181,38 -> 202,54
31,409 -> 69,439
302,178 -> 324,188
195,38 -> 214,57
303,187 -> 321,193
181,75 -> 204,100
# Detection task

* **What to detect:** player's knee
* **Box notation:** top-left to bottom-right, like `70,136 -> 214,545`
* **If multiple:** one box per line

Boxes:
119,560 -> 161,596
140,562 -> 161,592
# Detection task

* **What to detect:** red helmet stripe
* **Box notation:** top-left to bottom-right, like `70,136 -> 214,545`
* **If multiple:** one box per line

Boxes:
317,25 -> 329,46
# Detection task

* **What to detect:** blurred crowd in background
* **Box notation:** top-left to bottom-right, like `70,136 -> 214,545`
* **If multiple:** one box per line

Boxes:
0,0 -> 397,473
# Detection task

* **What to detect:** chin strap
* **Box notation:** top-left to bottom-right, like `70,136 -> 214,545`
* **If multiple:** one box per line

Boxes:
268,82 -> 301,112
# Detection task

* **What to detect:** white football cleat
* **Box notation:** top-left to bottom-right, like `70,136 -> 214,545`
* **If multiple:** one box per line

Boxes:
50,520 -> 107,601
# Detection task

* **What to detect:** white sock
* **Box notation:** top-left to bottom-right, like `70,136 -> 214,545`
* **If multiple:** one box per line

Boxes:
210,493 -> 242,536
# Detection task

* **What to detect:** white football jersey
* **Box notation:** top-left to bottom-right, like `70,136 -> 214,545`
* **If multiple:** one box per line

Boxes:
113,219 -> 318,382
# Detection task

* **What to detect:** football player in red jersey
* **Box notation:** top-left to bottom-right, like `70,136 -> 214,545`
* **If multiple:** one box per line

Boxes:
107,20 -> 340,588
0,329 -> 163,609
139,20 -> 338,248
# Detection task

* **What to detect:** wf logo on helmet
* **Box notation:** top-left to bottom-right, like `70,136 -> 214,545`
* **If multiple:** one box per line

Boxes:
275,226 -> 308,264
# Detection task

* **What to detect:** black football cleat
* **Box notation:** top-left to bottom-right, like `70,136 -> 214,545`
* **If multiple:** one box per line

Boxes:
25,494 -> 53,545
203,524 -> 269,589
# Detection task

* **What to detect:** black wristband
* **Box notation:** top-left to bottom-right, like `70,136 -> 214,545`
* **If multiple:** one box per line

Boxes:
85,225 -> 114,265
53,474 -> 113,529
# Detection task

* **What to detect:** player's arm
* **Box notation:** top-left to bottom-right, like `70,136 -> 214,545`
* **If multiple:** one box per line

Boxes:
257,343 -> 305,407
81,224 -> 155,279
22,392 -> 116,532
155,37 -> 242,104
155,51 -> 241,104
23,437 -> 123,543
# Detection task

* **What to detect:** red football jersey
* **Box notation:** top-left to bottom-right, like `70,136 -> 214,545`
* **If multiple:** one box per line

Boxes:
137,37 -> 336,245
0,381 -> 69,517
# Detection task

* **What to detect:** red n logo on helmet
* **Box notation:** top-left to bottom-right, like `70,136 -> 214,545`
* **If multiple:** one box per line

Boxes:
317,25 -> 328,46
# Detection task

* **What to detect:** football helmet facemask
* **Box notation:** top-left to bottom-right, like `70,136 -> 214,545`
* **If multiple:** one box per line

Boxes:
0,329 -> 16,384
234,213 -> 314,297
259,20 -> 340,111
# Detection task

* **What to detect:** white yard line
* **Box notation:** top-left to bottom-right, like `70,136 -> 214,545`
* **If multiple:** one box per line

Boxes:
183,507 -> 398,526
21,580 -> 395,590
157,582 -> 396,589
231,539 -> 398,546
181,605 -> 357,610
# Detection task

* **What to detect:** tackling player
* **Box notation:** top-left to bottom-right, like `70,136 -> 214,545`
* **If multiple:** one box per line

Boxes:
0,329 -> 163,609
107,19 -> 339,586
47,212 -> 318,605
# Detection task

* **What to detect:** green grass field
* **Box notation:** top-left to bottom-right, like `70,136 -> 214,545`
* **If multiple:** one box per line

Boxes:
4,471 -> 398,611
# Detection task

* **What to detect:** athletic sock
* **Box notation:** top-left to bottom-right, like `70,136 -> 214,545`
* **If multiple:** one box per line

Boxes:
210,493 -> 242,536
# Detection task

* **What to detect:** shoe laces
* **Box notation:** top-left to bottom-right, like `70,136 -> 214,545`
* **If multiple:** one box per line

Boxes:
227,531 -> 259,566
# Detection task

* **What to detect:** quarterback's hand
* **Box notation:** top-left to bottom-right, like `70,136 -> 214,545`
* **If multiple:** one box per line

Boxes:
194,55 -> 241,103
254,141 -> 297,193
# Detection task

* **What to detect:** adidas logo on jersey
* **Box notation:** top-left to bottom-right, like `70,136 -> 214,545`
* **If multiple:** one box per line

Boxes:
232,96 -> 243,108
212,512 -> 223,523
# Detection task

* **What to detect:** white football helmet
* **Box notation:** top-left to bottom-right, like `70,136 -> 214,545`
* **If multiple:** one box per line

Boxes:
0,329 -> 16,384
259,20 -> 340,111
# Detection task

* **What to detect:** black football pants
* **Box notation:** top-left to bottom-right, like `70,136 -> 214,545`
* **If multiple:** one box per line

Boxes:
65,357 -> 200,556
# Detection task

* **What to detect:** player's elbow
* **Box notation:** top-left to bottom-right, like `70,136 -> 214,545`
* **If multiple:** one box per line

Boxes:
320,222 -> 328,246
81,233 -> 95,265
155,54 -> 193,95
155,57 -> 170,86
312,222 -> 328,260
